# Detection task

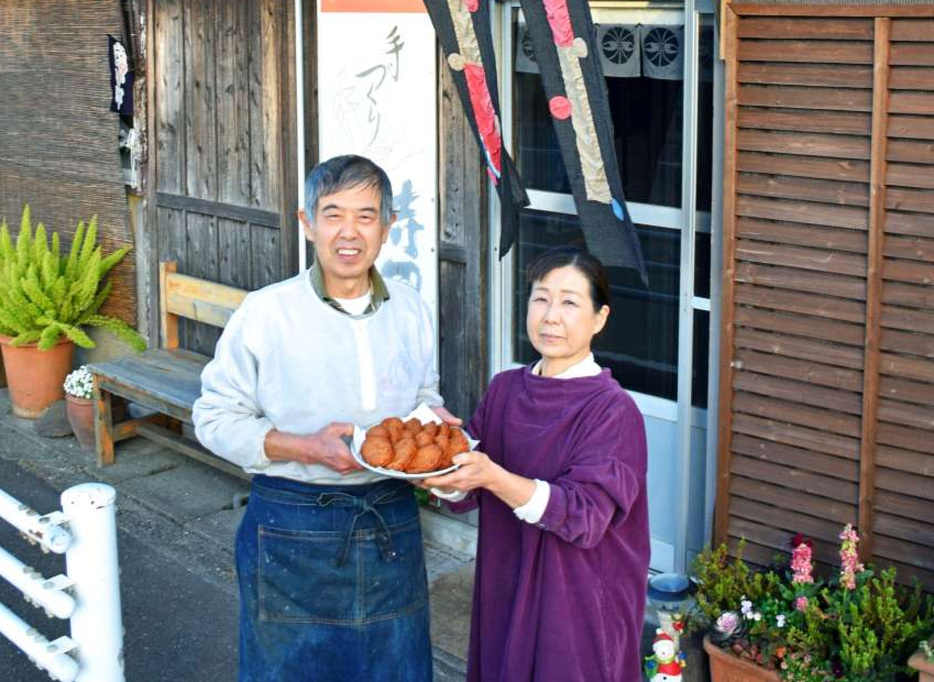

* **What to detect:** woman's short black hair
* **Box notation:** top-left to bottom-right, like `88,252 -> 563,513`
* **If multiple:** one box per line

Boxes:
526,246 -> 611,311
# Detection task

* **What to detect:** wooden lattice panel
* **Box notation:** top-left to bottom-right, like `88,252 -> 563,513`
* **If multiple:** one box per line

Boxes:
718,5 -> 934,590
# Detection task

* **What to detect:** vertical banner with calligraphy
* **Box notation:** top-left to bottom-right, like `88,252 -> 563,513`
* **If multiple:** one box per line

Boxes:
317,0 -> 439,322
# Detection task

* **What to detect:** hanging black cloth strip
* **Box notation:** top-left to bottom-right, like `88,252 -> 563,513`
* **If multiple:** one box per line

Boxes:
422,0 -> 529,258
518,0 -> 647,283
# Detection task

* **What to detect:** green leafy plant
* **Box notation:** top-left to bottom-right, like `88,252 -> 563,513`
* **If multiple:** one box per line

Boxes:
692,527 -> 934,681
0,205 -> 146,351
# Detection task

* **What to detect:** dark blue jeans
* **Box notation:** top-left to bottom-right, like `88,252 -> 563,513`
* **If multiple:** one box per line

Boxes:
236,475 -> 432,682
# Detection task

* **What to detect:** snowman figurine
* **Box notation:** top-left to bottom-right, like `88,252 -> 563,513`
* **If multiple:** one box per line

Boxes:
645,630 -> 685,682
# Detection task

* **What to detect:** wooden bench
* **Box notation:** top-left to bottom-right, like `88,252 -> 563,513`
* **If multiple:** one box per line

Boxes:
88,262 -> 249,480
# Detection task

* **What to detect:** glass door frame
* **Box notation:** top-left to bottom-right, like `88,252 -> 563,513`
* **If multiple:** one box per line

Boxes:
487,0 -> 723,574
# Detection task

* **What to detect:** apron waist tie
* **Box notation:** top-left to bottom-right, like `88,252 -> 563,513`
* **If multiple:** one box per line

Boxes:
317,485 -> 402,566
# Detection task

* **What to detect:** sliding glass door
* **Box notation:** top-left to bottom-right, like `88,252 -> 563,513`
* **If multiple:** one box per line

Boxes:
491,0 -> 720,573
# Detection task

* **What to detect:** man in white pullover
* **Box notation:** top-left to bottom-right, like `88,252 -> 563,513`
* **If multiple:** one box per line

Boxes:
193,155 -> 454,682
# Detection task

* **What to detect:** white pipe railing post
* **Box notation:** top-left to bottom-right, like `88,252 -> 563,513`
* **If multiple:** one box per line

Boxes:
61,483 -> 125,682
0,545 -> 76,619
0,487 -> 72,553
0,601 -> 80,681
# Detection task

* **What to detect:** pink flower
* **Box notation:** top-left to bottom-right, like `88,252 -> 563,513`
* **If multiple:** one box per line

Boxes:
795,596 -> 808,612
716,612 -> 741,637
791,542 -> 814,584
839,524 -> 864,590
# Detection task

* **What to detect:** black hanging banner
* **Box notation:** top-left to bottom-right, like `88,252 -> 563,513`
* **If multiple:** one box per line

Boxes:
422,0 -> 529,258
518,0 -> 647,283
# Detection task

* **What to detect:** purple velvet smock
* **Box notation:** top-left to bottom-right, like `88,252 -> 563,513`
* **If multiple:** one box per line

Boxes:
452,366 -> 650,682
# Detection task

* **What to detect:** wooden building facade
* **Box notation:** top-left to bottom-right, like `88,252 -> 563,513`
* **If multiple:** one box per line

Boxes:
145,0 -> 299,353
2,0 -> 931,581
715,0 -> 934,590
139,0 -> 487,420
0,1 -> 137,327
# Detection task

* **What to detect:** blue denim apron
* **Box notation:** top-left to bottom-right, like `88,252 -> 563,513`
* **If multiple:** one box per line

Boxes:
236,475 -> 432,682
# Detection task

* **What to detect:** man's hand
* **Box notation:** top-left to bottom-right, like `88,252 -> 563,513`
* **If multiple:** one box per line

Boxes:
309,422 -> 360,474
264,423 -> 362,474
431,405 -> 463,426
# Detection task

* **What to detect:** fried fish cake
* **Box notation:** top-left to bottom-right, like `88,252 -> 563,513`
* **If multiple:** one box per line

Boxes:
435,448 -> 454,470
404,418 -> 422,434
386,437 -> 417,471
360,436 -> 394,468
437,423 -> 451,439
433,434 -> 449,453
447,428 -> 470,458
422,422 -> 439,438
407,444 -> 443,474
415,430 -> 435,447
382,418 -> 405,443
367,425 -> 390,440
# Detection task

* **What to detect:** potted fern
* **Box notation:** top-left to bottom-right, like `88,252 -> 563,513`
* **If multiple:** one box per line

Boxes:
0,205 -> 146,417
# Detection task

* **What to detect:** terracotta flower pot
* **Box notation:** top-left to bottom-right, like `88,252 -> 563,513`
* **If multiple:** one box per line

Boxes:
909,638 -> 934,682
0,335 -> 75,418
65,394 -> 96,452
703,635 -> 781,682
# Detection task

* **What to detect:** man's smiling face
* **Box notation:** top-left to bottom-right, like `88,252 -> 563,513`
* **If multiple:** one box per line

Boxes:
301,183 -> 391,298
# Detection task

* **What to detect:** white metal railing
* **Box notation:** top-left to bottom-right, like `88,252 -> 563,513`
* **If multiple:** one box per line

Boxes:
0,483 -> 124,682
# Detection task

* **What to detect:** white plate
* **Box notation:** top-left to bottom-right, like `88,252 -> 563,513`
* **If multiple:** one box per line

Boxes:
351,403 -> 476,480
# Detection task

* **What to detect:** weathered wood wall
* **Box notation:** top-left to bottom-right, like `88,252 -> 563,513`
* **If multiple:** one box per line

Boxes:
149,0 -> 486,426
150,0 -> 296,354
717,3 -> 934,589
438,57 -> 488,425
0,0 -> 136,326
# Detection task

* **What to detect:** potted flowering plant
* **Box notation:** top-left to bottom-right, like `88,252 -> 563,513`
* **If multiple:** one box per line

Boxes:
691,525 -> 933,681
63,365 -> 96,451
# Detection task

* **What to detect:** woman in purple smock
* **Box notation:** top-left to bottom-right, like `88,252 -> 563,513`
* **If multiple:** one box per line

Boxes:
423,246 -> 650,682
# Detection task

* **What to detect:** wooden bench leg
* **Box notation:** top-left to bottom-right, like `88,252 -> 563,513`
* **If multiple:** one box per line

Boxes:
93,378 -> 115,466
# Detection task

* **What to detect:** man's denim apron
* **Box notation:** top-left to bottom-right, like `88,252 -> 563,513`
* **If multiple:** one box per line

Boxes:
236,475 -> 432,682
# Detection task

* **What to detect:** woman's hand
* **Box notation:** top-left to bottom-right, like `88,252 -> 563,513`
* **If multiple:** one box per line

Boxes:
425,452 -> 539,510
422,451 -> 499,492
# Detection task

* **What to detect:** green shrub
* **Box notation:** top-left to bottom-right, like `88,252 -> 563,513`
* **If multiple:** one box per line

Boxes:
0,205 -> 146,351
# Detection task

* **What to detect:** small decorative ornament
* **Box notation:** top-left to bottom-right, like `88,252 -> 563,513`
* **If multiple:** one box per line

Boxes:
644,630 -> 686,682
570,37 -> 588,59
548,95 -> 572,120
447,53 -> 467,71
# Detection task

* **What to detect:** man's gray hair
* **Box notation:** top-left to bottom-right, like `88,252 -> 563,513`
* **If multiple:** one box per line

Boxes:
304,155 -> 394,226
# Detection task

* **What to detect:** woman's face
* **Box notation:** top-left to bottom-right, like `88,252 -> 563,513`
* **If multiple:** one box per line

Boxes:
526,265 -> 609,370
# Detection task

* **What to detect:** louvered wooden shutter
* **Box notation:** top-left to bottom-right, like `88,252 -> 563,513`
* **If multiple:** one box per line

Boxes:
717,3 -> 934,590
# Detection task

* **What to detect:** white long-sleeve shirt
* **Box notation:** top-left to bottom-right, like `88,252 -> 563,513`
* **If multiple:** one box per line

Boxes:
192,270 -> 442,485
